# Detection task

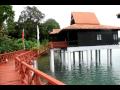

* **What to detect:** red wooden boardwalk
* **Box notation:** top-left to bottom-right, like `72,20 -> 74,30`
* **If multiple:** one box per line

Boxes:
0,49 -> 65,85
0,59 -> 22,85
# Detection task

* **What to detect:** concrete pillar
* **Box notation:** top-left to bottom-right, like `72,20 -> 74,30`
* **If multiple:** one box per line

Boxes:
61,50 -> 64,66
59,50 -> 61,61
50,49 -> 55,72
90,50 -> 92,62
110,49 -> 112,65
73,52 -> 75,65
98,50 -> 101,65
107,49 -> 112,66
75,52 -> 79,68
79,51 -> 81,65
86,50 -> 88,60
81,51 -> 83,62
86,50 -> 89,66
107,49 -> 109,66
90,50 -> 93,66
70,52 -> 74,66
95,50 -> 98,66
68,51 -> 71,71
95,50 -> 101,66
64,50 -> 68,69
33,60 -> 38,69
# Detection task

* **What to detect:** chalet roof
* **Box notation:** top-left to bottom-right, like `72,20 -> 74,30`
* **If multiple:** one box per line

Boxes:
63,12 -> 120,30
63,24 -> 120,30
71,12 -> 100,25
49,29 -> 61,35
49,12 -> 120,35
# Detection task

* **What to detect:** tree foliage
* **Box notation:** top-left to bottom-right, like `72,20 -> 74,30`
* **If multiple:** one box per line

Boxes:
18,6 -> 45,24
42,18 -> 60,39
0,35 -> 17,53
0,5 -> 14,37
0,5 -> 16,53
43,18 -> 60,32
0,5 -> 61,54
17,6 -> 45,40
13,6 -> 60,42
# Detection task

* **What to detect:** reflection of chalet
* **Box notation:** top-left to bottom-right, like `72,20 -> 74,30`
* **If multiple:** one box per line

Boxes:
49,12 -> 120,49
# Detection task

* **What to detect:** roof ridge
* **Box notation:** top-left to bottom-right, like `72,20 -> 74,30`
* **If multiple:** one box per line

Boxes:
71,12 -> 100,25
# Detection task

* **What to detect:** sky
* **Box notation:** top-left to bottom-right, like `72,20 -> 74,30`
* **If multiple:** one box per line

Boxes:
12,5 -> 120,29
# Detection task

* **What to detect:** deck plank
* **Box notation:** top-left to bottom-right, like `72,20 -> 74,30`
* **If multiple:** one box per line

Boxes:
0,59 -> 22,85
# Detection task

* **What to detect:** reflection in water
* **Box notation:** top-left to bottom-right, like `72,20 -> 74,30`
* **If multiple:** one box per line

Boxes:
38,47 -> 120,85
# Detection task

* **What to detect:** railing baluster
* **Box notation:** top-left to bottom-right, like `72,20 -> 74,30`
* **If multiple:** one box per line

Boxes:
0,46 -> 65,85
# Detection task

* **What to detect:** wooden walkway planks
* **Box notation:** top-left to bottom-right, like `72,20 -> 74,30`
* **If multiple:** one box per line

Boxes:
0,59 -> 22,85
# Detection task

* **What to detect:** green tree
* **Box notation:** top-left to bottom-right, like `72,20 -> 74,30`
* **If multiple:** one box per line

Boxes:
0,5 -> 15,53
43,18 -> 60,32
18,6 -> 45,40
42,18 -> 60,40
0,5 -> 14,37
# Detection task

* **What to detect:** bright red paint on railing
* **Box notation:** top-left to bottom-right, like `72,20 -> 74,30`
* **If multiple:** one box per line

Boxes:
0,50 -> 26,85
15,57 -> 65,85
0,50 -> 26,63
0,45 -> 65,85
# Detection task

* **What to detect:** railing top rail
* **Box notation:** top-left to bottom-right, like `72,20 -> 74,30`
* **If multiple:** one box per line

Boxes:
16,57 -> 65,85
0,50 -> 25,56
0,44 -> 65,85
17,50 -> 33,57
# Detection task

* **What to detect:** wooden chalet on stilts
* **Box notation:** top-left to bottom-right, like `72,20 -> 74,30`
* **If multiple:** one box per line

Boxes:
49,12 -> 120,49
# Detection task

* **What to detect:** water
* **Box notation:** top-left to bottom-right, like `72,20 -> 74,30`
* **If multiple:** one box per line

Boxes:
38,48 -> 120,85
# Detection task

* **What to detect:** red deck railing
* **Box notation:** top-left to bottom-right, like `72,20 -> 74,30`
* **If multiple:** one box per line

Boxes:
0,50 -> 26,64
49,41 -> 67,49
0,45 -> 65,85
15,56 -> 65,85
15,48 -> 65,85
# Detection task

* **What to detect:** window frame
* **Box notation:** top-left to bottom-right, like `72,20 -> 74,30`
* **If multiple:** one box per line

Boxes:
97,34 -> 102,41
113,34 -> 118,40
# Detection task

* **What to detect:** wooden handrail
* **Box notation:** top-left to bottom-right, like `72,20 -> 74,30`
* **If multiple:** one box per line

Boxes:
0,50 -> 26,63
15,57 -> 65,85
14,45 -> 65,85
0,45 -> 65,85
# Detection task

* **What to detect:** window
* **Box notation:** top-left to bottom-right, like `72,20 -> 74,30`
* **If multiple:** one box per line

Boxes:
99,34 -> 102,40
113,34 -> 118,40
116,34 -> 118,40
97,34 -> 102,40
113,34 -> 115,40
97,34 -> 99,40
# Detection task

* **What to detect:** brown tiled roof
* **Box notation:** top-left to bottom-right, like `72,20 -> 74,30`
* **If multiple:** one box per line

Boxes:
49,29 -> 61,34
49,12 -> 120,35
71,12 -> 100,25
63,24 -> 120,30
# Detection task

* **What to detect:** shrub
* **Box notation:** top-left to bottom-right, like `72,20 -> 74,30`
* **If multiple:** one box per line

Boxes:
0,35 -> 16,53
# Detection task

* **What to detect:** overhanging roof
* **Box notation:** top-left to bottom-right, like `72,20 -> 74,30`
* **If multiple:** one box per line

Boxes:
63,24 -> 120,30
49,12 -> 120,35
49,29 -> 61,35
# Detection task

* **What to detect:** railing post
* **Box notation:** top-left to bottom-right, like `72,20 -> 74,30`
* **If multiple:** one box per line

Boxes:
50,49 -> 55,72
1,46 -> 65,85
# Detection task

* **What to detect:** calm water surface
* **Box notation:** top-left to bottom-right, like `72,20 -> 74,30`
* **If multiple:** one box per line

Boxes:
38,48 -> 120,85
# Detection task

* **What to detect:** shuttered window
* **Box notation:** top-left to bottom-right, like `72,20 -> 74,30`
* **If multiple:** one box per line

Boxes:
97,34 -> 102,40
113,34 -> 118,40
